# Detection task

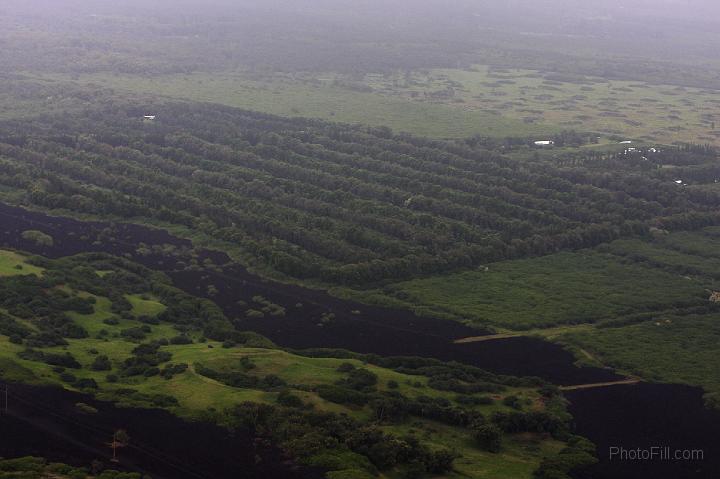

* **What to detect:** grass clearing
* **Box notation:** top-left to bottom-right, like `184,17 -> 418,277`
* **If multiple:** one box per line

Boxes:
49,71 -> 557,139
49,64 -> 720,145
385,251 -> 707,330
126,294 -> 167,317
0,250 -> 43,277
561,313 -> 720,403
361,66 -> 720,145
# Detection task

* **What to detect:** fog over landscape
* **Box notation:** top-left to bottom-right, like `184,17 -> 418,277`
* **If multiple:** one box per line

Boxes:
0,2 -> 719,479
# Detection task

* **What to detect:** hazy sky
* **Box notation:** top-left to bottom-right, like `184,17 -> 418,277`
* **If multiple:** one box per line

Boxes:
3,0 -> 719,68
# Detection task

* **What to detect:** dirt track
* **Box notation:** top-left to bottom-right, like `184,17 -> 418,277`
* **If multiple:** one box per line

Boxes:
559,379 -> 641,391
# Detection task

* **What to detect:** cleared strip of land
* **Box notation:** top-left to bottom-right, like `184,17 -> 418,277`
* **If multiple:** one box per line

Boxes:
454,324 -> 596,344
559,379 -> 641,391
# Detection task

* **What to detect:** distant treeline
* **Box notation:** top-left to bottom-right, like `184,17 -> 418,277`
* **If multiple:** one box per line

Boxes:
2,1 -> 720,89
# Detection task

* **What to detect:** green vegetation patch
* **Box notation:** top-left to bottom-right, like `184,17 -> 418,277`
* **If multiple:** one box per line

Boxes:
381,420 -> 566,479
50,64 -> 720,146
601,238 -> 720,281
386,252 -> 707,330
361,66 -> 720,146
0,250 -> 44,277
126,294 -> 167,318
0,455 -> 141,479
58,72 -> 557,139
0,250 -> 575,479
561,313 -> 720,405
0,357 -> 37,383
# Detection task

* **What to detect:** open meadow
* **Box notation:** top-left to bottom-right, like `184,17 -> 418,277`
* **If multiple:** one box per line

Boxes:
51,64 -> 720,145
381,251 -> 708,330
50,72 -> 555,139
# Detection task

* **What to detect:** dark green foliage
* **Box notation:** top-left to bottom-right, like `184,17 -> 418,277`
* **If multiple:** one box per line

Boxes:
276,390 -> 304,408
534,436 -> 598,479
0,456 -> 45,473
59,372 -> 77,383
75,378 -> 99,390
107,388 -> 178,408
427,376 -> 504,395
403,395 -> 483,426
90,355 -> 112,371
18,349 -> 81,369
169,334 -> 193,345
195,365 -> 286,391
338,368 -> 378,392
160,363 -> 188,380
0,273 -> 96,343
371,394 -> 410,423
120,327 -> 148,341
0,456 -> 91,479
503,395 -> 523,410
0,313 -> 32,339
296,349 -> 541,389
456,394 -> 494,406
229,402 -> 456,477
150,394 -> 179,407
492,411 -> 567,436
109,293 -> 133,315
25,331 -> 68,348
239,356 -> 256,370
336,362 -> 356,373
473,423 -> 502,453
0,101 -> 712,286
316,385 -> 368,406
120,342 -> 172,377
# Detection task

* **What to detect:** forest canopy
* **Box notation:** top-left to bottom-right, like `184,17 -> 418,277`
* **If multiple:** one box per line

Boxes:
0,93 -> 717,285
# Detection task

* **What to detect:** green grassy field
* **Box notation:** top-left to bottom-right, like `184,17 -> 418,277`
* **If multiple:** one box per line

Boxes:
360,66 -> 720,145
47,64 -> 720,145
384,251 -> 707,330
561,313 -> 720,405
46,72 -> 557,139
0,250 -> 44,277
126,294 -> 167,317
544,232 -> 720,405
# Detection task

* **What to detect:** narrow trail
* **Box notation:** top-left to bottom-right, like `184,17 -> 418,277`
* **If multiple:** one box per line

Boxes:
453,324 -> 595,344
454,333 -> 523,343
559,379 -> 641,391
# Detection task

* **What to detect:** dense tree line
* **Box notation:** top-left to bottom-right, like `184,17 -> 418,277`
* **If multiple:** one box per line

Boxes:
1,101 -> 716,285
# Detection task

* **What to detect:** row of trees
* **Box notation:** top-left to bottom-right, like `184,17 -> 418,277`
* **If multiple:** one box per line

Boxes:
1,101 -> 716,284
